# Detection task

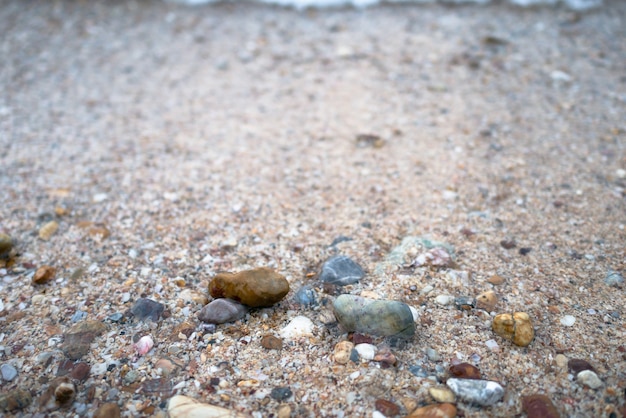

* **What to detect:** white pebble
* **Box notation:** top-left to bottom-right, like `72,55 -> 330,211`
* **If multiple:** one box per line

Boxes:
372,411 -> 386,418
420,285 -> 434,295
485,339 -> 500,351
577,370 -> 603,389
409,306 -> 419,322
91,362 -> 108,376
354,344 -> 377,361
279,316 -> 314,340
560,315 -> 576,327
435,295 -> 454,306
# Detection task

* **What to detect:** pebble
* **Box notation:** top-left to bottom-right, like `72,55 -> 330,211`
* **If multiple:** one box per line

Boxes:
576,370 -> 603,389
277,404 -> 291,418
434,295 -> 454,306
0,364 -> 18,381
449,363 -> 481,380
279,316 -> 314,340
604,270 -> 624,287
486,275 -> 505,285
32,265 -> 56,285
476,290 -> 497,311
354,343 -> 377,361
333,341 -> 355,364
560,315 -> 576,327
130,298 -> 164,322
41,377 -> 76,410
107,313 -> 124,322
492,312 -> 534,346
446,378 -> 504,406
567,358 -> 595,374
374,398 -> 400,416
62,320 -> 107,360
134,335 -> 154,355
295,286 -> 318,307
454,296 -> 476,310
555,354 -> 568,369
179,289 -> 209,305
373,348 -> 397,367
167,395 -> 247,418
70,362 -> 90,381
521,394 -> 560,418
0,234 -> 13,258
407,403 -> 457,418
426,347 -> 440,361
409,365 -> 428,378
123,370 -> 140,385
209,267 -> 289,308
333,295 -> 415,338
94,403 -> 121,418
428,387 -> 456,403
260,335 -> 283,350
38,221 -> 59,240
0,388 -> 32,412
71,311 -> 87,323
198,298 -> 248,324
413,247 -> 453,268
319,255 -> 364,286
270,387 -> 292,401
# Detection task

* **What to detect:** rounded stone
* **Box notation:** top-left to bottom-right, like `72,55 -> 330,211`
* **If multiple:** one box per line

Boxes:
486,275 -> 505,285
198,298 -> 248,324
604,270 -> 624,287
333,341 -> 354,364
32,265 -> 56,285
492,312 -> 534,347
576,370 -> 602,389
0,233 -> 13,258
560,315 -> 576,327
446,378 -> 504,406
333,295 -> 415,338
428,387 -> 456,403
130,298 -> 164,322
354,343 -> 377,361
1,364 -> 18,381
295,286 -> 318,307
476,291 -> 497,311
209,267 -> 289,308
94,402 -> 121,418
260,335 -> 283,350
407,403 -> 457,418
270,387 -> 292,401
168,395 -> 247,418
279,316 -> 314,340
521,394 -> 560,418
319,255 -> 364,286
567,358 -> 595,375
449,363 -> 481,380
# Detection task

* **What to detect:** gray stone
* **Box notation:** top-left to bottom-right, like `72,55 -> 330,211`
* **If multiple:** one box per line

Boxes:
446,378 -> 504,406
576,370 -> 603,389
295,286 -> 318,307
198,298 -> 248,324
1,363 -> 18,381
604,270 -> 624,287
333,295 -> 415,338
320,255 -> 364,286
130,298 -> 164,322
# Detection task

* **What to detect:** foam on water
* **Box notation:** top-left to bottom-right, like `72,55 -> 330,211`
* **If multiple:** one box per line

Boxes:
169,0 -> 602,11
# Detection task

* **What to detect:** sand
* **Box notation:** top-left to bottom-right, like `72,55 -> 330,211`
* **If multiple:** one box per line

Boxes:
0,0 -> 624,417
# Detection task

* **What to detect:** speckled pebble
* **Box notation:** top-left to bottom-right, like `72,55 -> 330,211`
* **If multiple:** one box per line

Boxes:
576,370 -> 603,389
521,394 -> 560,418
319,255 -> 364,286
198,298 -> 247,324
333,341 -> 354,364
476,290 -> 497,311
270,387 -> 292,401
295,286 -> 318,307
560,315 -> 576,327
1,364 -> 18,381
130,298 -> 164,322
446,378 -> 504,406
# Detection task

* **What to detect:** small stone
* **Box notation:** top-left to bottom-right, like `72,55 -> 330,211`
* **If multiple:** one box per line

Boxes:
374,398 -> 400,417
428,387 -> 456,403
354,343 -> 377,361
279,316 -> 314,340
41,376 -> 76,410
277,404 -> 291,418
560,315 -> 576,327
485,339 -> 500,352
130,298 -> 164,322
32,265 -> 56,285
409,365 -> 428,378
167,395 -> 247,418
500,239 -> 516,249
334,341 -> 355,364
486,275 -> 505,285
319,255 -> 364,286
62,320 -> 107,360
94,402 -> 121,418
198,298 -> 248,324
179,289 -> 209,305
604,270 -> 624,287
446,378 -> 504,406
568,358 -> 595,375
333,295 -> 415,338
69,363 -> 90,381
476,291 -> 497,311
295,286 -> 318,307
0,389 -> 32,412
555,354 -> 568,369
107,313 -> 124,322
1,364 -> 18,381
454,296 -> 476,310
413,247 -> 453,268
449,363 -> 481,380
407,403 -> 457,418
356,133 -> 385,148
426,348 -> 440,362
38,221 -> 59,240
576,370 -> 602,389
0,234 -> 13,258
123,370 -> 139,385
492,312 -> 534,347
434,295 -> 454,306
373,348 -> 397,367
209,267 -> 289,308
270,387 -> 292,401
260,335 -> 283,350
351,333 -> 373,345
71,311 -> 87,323
54,379 -> 76,405
134,335 -> 154,356
521,394 -> 560,418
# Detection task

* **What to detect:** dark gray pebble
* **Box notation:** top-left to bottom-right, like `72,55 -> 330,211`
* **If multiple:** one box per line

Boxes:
295,286 -> 318,307
270,387 -> 293,401
198,298 -> 247,324
130,298 -> 164,322
454,296 -> 476,310
107,313 -> 124,322
320,255 -> 364,286
604,270 -> 624,286
409,365 -> 428,378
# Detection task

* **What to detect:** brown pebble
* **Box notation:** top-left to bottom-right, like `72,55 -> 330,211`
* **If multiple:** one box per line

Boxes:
38,221 -> 59,240
374,347 -> 397,367
62,320 -> 108,360
492,312 -> 534,347
0,389 -> 32,412
487,275 -> 505,285
567,358 -> 595,375
154,358 -> 180,376
375,398 -> 400,417
350,333 -> 373,345
33,265 -> 56,285
449,363 -> 481,380
476,290 -> 497,311
0,234 -> 13,258
94,402 -> 121,418
500,239 -> 516,249
521,394 -> 560,418
54,380 -> 76,405
260,335 -> 283,350
70,363 -> 90,381
407,403 -> 457,418
209,267 -> 290,308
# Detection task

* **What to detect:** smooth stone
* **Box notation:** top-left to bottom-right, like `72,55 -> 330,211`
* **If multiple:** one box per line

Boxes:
0,234 -> 13,258
476,290 -> 498,311
604,270 -> 624,286
32,265 -> 56,285
449,363 -> 481,380
168,395 -> 247,418
409,365 -> 428,378
568,358 -> 595,374
333,295 -> 415,338
130,298 -> 164,322
69,363 -> 90,381
94,403 -> 121,418
198,299 -> 248,324
426,348 -> 440,362
333,341 -> 354,364
429,387 -> 456,403
492,312 -> 534,347
71,311 -> 87,323
521,394 -> 560,418
0,388 -> 32,412
260,335 -> 282,350
62,320 -> 107,360
354,343 -> 377,361
319,255 -> 364,286
555,354 -> 568,369
454,296 -> 476,310
576,370 -> 603,389
560,315 -> 576,327
270,387 -> 292,401
294,286 -> 318,307
1,364 -> 18,381
107,313 -> 124,322
279,316 -> 314,340
407,403 -> 457,418
434,295 -> 454,306
374,399 -> 400,417
446,378 -> 504,406
209,267 -> 289,308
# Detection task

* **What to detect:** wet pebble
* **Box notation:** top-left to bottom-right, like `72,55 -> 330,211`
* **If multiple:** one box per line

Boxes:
0,234 -> 13,258
407,403 -> 457,418
604,270 -> 624,286
333,341 -> 354,364
32,265 -> 56,285
374,398 -> 400,417
198,298 -> 247,324
130,298 -> 164,322
446,378 -> 504,406
521,394 -> 560,418
1,364 -> 18,381
449,363 -> 481,380
279,316 -> 314,340
429,387 -> 456,403
355,343 -> 377,361
260,335 -> 283,350
94,402 -> 121,418
168,395 -> 247,418
577,370 -> 603,389
62,320 -> 107,360
492,312 -> 534,346
333,295 -> 415,338
295,286 -> 318,307
319,255 -> 364,286
560,315 -> 576,327
209,267 -> 289,307
270,387 -> 292,401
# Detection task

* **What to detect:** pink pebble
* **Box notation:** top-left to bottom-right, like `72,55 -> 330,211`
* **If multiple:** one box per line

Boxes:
134,335 -> 154,355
